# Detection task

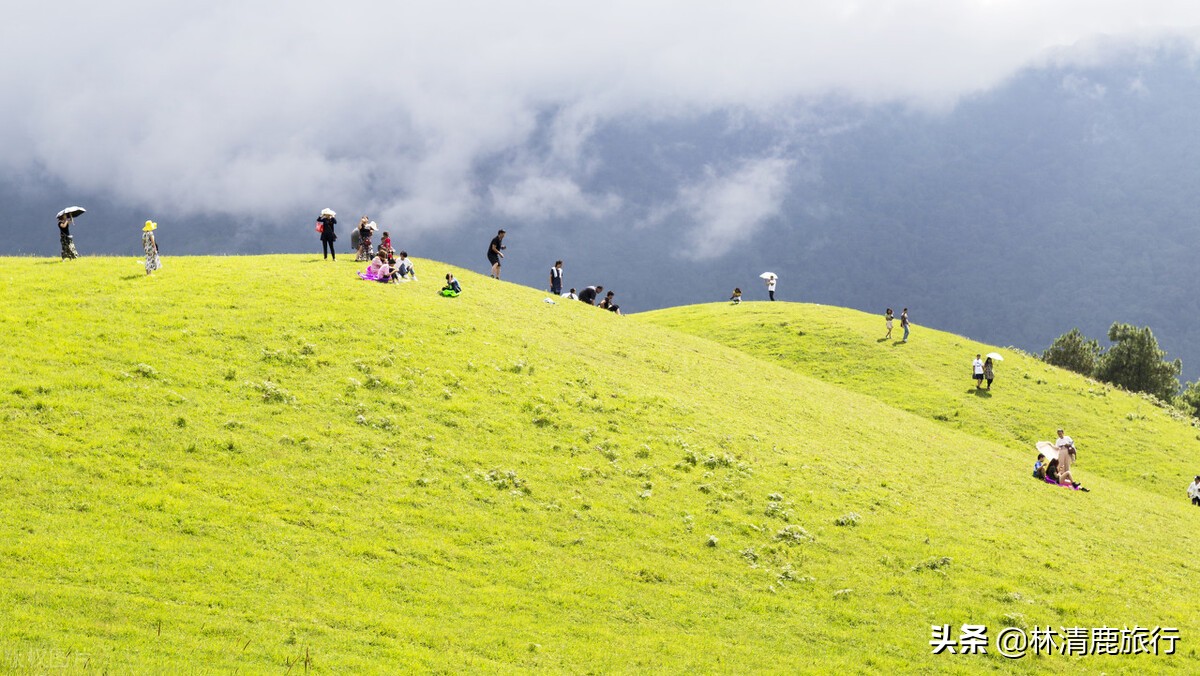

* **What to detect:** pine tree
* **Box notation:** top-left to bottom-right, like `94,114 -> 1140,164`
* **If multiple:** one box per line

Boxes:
1041,328 -> 1101,377
1094,323 -> 1181,401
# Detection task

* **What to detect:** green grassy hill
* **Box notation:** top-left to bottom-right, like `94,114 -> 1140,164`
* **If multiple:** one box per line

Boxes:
640,302 -> 1200,500
1,257 -> 1197,673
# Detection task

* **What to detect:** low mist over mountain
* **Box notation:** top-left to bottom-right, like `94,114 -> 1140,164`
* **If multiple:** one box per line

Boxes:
7,40 -> 1200,377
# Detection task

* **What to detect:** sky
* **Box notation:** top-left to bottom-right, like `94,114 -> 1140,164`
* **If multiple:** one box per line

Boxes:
5,1 -> 1200,251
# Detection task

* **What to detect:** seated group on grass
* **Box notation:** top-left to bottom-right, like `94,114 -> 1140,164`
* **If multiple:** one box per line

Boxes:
571,285 -> 621,315
1034,454 -> 1087,491
1033,430 -> 1089,492
358,250 -> 416,283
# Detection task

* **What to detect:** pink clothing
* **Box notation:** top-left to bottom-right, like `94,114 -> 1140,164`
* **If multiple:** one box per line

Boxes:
358,257 -> 386,281
1043,476 -> 1079,490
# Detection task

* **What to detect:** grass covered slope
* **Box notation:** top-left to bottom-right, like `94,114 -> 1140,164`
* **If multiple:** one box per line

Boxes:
0,257 -> 1197,672
641,302 -> 1200,501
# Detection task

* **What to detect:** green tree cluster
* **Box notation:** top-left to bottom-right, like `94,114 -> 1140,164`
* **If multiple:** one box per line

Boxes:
1043,323 -> 1188,407
1042,328 -> 1102,377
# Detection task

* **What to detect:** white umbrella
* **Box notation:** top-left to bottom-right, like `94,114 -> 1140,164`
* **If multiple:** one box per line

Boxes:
759,272 -> 777,279
986,352 -> 1004,361
57,206 -> 86,219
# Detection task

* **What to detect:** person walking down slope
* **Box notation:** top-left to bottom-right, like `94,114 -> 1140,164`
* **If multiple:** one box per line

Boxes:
142,220 -> 161,275
983,357 -> 995,390
884,308 -> 894,339
973,354 -> 985,389
900,308 -> 910,342
1189,476 -> 1200,506
766,274 -> 777,301
550,260 -> 564,295
487,229 -> 506,279
317,208 -> 337,261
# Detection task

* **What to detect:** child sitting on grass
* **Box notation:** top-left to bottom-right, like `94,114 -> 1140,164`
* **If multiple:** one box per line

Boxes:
1033,453 -> 1046,480
730,288 -> 742,304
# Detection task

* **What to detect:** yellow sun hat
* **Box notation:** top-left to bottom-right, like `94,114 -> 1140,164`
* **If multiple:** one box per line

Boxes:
143,220 -> 157,232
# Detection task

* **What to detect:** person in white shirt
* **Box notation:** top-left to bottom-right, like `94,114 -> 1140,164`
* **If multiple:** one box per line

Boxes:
1054,429 -> 1076,461
561,288 -> 578,301
766,274 -> 777,301
1189,476 -> 1200,506
395,251 -> 416,280
972,355 -> 985,389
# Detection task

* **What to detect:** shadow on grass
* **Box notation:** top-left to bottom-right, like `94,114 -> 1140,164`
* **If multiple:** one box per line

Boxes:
892,340 -> 908,346
119,274 -> 144,281
969,388 -> 993,398
876,337 -> 891,343
36,260 -> 66,265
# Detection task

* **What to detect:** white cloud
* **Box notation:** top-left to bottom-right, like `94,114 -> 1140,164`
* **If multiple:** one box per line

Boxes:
663,157 -> 793,261
490,175 -> 620,222
3,1 -> 1200,230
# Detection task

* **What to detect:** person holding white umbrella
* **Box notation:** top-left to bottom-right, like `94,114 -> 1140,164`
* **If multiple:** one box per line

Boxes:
760,272 -> 777,301
984,352 -> 1002,390
317,208 -> 337,261
56,206 -> 84,260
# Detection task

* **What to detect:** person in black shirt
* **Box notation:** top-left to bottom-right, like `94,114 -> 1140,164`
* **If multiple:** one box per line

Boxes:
487,229 -> 506,278
578,285 -> 603,305
317,208 -> 337,260
57,214 -> 80,260
598,290 -> 621,315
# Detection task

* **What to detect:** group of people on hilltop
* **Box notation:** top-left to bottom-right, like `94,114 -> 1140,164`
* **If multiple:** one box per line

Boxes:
54,211 -> 161,274
480,230 -> 622,314
728,274 -> 778,305
547,259 -> 621,314
314,208 -> 421,285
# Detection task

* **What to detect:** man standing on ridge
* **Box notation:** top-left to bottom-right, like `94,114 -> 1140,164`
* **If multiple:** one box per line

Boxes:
550,260 -> 564,295
487,229 -> 506,279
